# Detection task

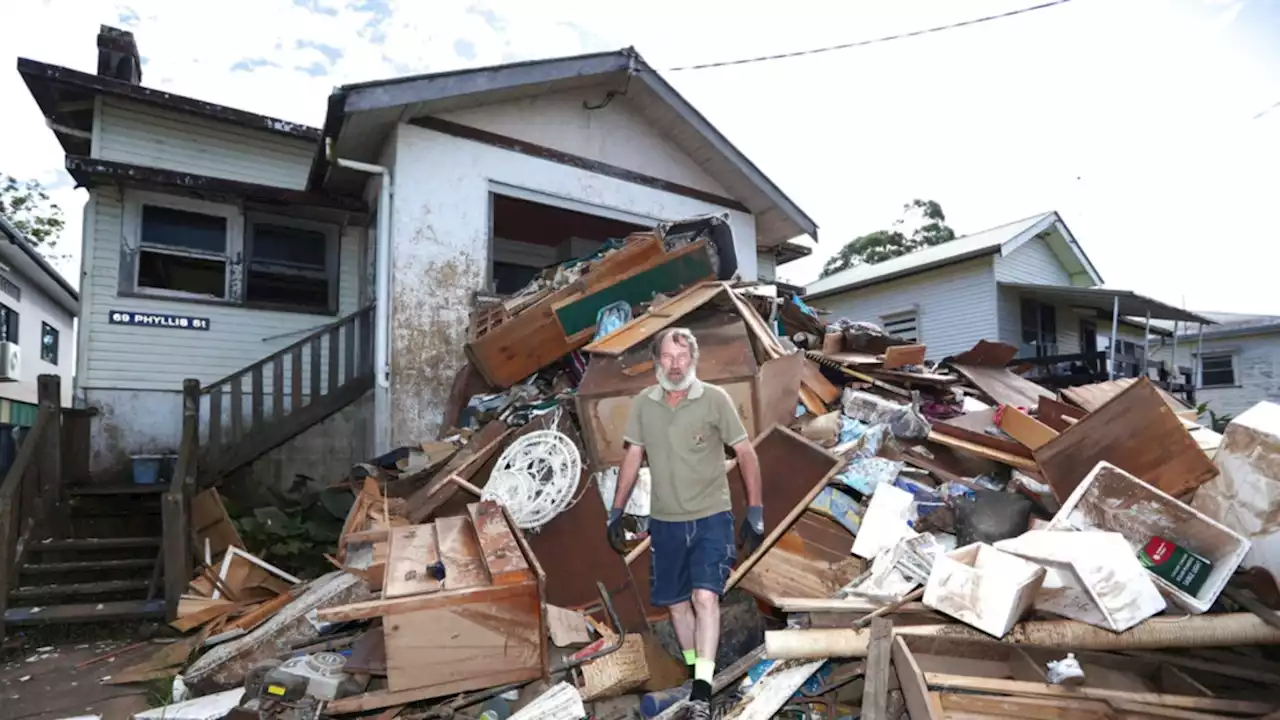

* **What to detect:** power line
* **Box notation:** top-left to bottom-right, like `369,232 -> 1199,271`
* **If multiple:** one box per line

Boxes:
664,0 -> 1077,72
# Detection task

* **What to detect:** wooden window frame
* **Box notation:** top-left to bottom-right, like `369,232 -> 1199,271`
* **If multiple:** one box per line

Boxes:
243,211 -> 341,316
1199,351 -> 1237,389
121,190 -> 241,303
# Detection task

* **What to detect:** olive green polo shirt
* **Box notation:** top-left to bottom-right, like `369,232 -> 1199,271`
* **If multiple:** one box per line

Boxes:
622,379 -> 750,522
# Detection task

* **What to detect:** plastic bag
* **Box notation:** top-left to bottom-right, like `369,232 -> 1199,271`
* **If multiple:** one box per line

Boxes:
841,388 -> 931,440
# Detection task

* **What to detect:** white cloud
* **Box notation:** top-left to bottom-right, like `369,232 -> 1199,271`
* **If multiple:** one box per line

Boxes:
1,0 -> 1278,314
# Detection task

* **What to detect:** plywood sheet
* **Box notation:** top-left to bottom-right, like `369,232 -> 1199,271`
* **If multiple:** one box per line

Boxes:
756,351 -> 805,432
949,364 -> 1056,409
384,524 -> 442,600
933,407 -> 1034,459
1035,378 -> 1218,501
1063,377 -> 1192,415
467,502 -> 532,586
436,515 -> 492,591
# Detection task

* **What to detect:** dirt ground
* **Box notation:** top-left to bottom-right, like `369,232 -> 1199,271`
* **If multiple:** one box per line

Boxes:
0,628 -> 170,720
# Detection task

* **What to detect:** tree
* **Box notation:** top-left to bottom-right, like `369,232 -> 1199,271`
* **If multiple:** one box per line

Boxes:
820,198 -> 957,278
0,175 -> 66,256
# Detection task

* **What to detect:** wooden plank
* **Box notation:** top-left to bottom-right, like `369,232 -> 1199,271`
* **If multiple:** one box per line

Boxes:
328,326 -> 340,393
951,340 -> 1019,366
310,336 -> 322,398
225,592 -> 293,633
208,385 -> 223,454
1160,664 -> 1214,697
949,363 -> 1057,408
933,407 -> 1034,459
467,502 -> 532,586
1038,396 -> 1085,432
922,673 -> 1275,714
1123,650 -> 1280,686
1034,378 -> 1219,501
863,618 -> 893,720
436,515 -> 491,590
251,365 -> 264,430
383,524 -> 442,599
320,580 -> 537,623
997,405 -> 1059,451
926,430 -> 1040,472
552,240 -> 715,337
272,355 -> 285,421
582,281 -> 726,355
326,666 -> 539,714
755,352 -> 805,433
404,424 -> 512,523
291,346 -> 303,412
230,376 -> 243,442
800,359 -> 840,405
892,636 -> 945,720
939,692 -> 1111,719
382,585 -> 542,693
883,344 -> 926,369
1063,377 -> 1192,414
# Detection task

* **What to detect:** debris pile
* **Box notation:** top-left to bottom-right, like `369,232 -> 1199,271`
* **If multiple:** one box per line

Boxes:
136,221 -> 1280,719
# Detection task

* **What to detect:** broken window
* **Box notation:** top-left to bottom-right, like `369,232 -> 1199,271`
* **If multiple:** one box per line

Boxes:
40,323 -> 58,364
881,310 -> 919,343
487,191 -> 648,296
1020,299 -> 1057,357
137,204 -> 229,298
245,215 -> 337,313
0,304 -> 17,344
1200,352 -> 1236,388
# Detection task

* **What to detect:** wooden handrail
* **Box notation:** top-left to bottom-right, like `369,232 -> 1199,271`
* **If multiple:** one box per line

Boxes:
0,374 -> 65,638
161,379 -> 200,622
201,303 -> 375,481
202,304 -> 375,392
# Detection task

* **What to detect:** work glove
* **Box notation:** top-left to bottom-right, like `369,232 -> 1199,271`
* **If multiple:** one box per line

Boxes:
738,505 -> 765,557
607,508 -> 628,555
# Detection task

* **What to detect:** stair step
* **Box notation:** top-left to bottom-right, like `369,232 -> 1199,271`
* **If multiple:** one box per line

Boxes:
29,537 -> 162,552
9,579 -> 151,601
69,484 -> 168,496
21,558 -> 155,574
3,598 -> 166,626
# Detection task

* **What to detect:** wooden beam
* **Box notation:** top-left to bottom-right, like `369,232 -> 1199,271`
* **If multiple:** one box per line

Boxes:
863,618 -> 893,720
923,673 -> 1275,714
409,116 -> 751,213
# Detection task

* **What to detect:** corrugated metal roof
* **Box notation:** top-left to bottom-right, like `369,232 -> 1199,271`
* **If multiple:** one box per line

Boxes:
805,211 -> 1055,298
998,283 -> 1214,325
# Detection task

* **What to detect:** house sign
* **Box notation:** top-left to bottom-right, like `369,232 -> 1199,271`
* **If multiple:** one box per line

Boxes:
109,310 -> 211,331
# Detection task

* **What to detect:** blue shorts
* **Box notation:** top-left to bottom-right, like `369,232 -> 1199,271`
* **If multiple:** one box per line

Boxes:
649,510 -> 738,607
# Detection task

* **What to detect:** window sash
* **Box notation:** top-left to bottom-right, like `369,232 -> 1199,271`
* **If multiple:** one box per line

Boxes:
1200,354 -> 1235,387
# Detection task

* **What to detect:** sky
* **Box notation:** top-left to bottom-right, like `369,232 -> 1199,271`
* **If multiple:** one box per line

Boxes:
2,0 -> 1278,314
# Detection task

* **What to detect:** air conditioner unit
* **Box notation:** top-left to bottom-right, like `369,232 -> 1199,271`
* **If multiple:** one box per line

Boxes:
0,342 -> 20,381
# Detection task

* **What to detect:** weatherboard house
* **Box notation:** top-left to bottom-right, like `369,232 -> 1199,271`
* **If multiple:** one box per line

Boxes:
17,26 -> 817,487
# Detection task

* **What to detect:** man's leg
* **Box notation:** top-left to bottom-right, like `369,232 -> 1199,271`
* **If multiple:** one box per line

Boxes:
649,518 -> 696,672
687,511 -> 738,704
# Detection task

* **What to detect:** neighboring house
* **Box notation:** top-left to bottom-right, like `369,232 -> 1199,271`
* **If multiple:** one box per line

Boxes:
18,27 -> 816,484
1150,312 -> 1280,419
0,215 -> 79,420
804,211 -> 1211,387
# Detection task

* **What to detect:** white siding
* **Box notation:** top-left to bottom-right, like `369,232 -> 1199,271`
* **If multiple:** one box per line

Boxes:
809,257 -> 998,360
97,98 -> 314,190
81,187 -> 364,392
388,122 -> 758,446
0,265 -> 76,407
994,236 -> 1074,285
757,252 -> 776,282
1152,333 -> 1280,418
436,90 -> 729,196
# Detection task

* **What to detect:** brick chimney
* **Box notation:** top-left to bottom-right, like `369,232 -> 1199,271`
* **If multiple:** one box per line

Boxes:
96,25 -> 142,85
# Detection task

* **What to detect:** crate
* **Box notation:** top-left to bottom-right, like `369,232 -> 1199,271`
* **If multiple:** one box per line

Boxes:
1048,461 -> 1250,614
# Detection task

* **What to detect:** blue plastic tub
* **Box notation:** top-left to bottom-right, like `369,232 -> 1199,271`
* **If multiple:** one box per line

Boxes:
131,454 -> 169,485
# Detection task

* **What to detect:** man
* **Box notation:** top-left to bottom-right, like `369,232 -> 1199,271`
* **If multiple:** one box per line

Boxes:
607,327 -> 764,718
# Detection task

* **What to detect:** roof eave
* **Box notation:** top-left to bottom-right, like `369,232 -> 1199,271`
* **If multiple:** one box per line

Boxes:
0,215 -> 80,312
16,57 -> 322,142
805,246 -> 1001,301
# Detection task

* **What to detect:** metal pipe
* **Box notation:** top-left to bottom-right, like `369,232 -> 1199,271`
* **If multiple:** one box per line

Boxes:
1196,322 -> 1205,388
1108,295 -> 1119,380
1143,310 -> 1151,376
1172,320 -> 1180,389
326,138 -> 392,453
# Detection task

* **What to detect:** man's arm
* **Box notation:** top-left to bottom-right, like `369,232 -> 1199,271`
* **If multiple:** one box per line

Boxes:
612,443 -> 644,514
732,439 -> 763,511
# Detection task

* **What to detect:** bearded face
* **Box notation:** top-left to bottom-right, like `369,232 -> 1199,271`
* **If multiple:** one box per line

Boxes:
655,334 -> 697,392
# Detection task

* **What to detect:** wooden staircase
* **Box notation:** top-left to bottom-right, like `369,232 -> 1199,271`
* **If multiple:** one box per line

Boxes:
0,306 -> 375,635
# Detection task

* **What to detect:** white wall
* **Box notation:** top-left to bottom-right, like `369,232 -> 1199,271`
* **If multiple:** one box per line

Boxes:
80,187 -> 364,392
387,121 -> 759,446
809,257 -> 998,360
994,236 -> 1074,285
97,97 -> 314,189
436,89 -> 730,196
1152,333 -> 1280,418
0,264 -> 76,407
757,252 -> 777,282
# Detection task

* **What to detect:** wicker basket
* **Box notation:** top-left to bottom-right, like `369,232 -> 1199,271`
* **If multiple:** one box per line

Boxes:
576,618 -> 650,700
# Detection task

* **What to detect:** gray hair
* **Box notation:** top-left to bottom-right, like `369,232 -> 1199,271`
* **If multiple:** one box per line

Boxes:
651,327 -> 699,363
